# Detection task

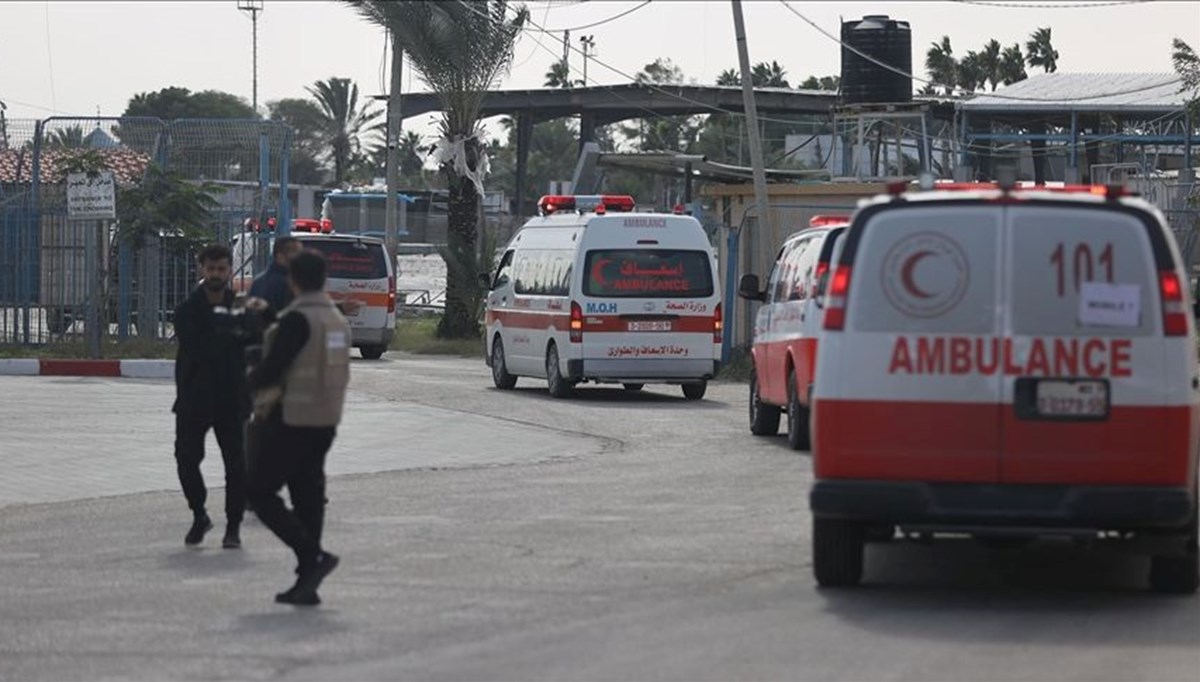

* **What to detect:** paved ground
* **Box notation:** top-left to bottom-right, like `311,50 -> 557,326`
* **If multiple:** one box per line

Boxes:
1,355 -> 1197,681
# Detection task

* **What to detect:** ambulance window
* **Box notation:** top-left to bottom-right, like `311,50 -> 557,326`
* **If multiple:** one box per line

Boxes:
494,250 -> 514,288
513,253 -> 533,294
583,249 -> 714,298
788,235 -> 822,301
300,240 -> 388,280
765,243 -> 794,305
851,206 -> 1001,334
1009,206 -> 1155,337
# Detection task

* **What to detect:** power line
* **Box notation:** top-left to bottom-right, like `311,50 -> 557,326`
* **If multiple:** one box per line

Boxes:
778,0 -> 1184,103
43,2 -> 57,112
0,94 -> 67,115
537,1 -> 652,33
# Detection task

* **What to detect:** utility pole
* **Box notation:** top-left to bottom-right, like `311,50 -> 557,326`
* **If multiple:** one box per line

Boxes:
580,35 -> 595,84
731,0 -> 770,283
384,30 -> 403,262
562,30 -> 570,66
238,0 -> 264,114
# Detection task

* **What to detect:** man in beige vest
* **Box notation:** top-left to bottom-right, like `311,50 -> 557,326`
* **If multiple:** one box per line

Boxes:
246,249 -> 351,606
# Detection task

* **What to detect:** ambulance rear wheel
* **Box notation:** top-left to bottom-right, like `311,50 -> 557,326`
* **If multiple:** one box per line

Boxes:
786,369 -> 811,451
491,337 -> 517,390
1149,504 -> 1199,594
681,381 -> 707,400
813,517 -> 865,588
749,371 -> 781,436
545,343 -> 573,398
359,345 -> 386,360
622,383 -> 645,392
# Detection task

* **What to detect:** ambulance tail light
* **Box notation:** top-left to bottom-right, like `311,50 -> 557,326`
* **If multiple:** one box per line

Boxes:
713,302 -> 723,343
570,301 -> 584,343
823,266 -> 852,331
1160,270 -> 1187,336
387,275 -> 396,314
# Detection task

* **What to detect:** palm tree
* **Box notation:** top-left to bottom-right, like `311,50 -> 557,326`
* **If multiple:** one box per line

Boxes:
306,77 -> 384,185
1025,27 -> 1059,74
1000,44 -> 1028,86
544,59 -> 574,88
925,36 -> 957,95
958,51 -> 986,93
981,39 -> 1003,91
348,0 -> 528,340
1172,38 -> 1200,124
47,125 -> 86,149
716,68 -> 740,86
751,60 -> 789,88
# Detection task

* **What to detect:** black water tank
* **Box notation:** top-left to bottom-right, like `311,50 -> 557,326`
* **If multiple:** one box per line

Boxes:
840,15 -> 912,104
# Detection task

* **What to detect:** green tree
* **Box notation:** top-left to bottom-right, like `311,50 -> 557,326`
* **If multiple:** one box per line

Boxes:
958,50 -> 987,92
1173,38 -> 1200,127
350,0 -> 528,340
751,60 -> 789,88
981,39 -> 1003,91
798,75 -> 839,91
1000,43 -> 1028,86
305,77 -> 383,186
925,36 -> 958,95
1025,27 -> 1059,73
122,87 -> 256,119
716,68 -> 740,86
268,98 -> 329,186
46,125 -> 86,149
544,59 -> 576,88
116,164 -> 224,338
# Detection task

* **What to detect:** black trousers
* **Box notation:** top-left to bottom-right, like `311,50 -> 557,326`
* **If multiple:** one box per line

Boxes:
174,411 -> 246,524
248,414 -> 335,570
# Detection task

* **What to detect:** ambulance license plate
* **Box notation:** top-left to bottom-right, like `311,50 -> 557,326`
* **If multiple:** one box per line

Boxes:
1035,380 -> 1109,419
628,320 -> 672,332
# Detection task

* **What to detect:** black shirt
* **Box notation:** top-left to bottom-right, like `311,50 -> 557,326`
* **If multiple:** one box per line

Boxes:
173,287 -> 249,419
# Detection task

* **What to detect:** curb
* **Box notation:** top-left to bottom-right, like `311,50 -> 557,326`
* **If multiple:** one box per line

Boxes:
0,359 -> 174,379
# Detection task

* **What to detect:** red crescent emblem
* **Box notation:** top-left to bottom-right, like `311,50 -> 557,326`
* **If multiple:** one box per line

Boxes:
900,251 -> 936,299
591,257 -> 612,287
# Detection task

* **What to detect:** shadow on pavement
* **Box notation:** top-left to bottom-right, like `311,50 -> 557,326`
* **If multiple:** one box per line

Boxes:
816,539 -> 1199,646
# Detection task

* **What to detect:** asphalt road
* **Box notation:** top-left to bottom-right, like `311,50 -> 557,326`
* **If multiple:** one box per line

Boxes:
0,355 -> 1196,681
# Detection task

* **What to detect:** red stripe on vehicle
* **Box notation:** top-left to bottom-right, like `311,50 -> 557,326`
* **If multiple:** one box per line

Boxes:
814,399 -> 1197,487
488,309 -> 572,329
39,359 -> 121,377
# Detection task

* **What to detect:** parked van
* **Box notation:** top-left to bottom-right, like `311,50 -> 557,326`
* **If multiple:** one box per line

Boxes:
483,195 -> 722,399
294,233 -> 396,359
809,182 -> 1199,593
739,215 -> 850,449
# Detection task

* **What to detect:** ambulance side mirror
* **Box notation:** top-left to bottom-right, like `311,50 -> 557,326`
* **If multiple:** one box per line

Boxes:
478,272 -> 494,290
738,274 -> 765,302
1193,279 -> 1200,318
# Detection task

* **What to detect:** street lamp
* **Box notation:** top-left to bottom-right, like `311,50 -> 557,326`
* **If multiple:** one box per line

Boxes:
238,0 -> 264,114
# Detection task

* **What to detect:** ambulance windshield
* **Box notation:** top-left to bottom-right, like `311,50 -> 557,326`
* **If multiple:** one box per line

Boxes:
583,249 -> 713,298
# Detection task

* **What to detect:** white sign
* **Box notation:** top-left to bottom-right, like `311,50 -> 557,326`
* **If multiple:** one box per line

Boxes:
1079,281 -> 1141,328
66,171 -> 116,220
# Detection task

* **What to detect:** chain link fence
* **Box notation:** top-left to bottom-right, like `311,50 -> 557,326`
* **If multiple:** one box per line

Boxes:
0,116 -> 291,348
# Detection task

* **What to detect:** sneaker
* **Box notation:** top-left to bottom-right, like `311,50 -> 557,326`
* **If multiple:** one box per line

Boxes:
222,525 -> 241,549
275,584 -> 321,606
185,515 -> 213,546
297,551 -> 340,595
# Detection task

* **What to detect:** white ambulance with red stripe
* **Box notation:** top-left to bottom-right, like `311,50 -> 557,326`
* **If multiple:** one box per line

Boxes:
483,195 -> 722,399
810,181 -> 1199,594
739,215 -> 850,450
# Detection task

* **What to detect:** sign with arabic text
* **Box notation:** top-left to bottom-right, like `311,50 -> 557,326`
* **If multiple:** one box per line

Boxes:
67,172 -> 117,220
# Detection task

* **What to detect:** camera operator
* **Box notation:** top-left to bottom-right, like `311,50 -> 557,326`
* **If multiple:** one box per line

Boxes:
171,243 -> 254,549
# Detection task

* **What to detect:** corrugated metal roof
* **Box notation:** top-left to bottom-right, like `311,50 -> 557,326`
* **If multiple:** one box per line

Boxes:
958,72 -> 1194,113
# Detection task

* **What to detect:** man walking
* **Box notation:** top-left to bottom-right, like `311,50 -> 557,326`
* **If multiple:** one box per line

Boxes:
172,244 -> 251,549
247,249 -> 350,606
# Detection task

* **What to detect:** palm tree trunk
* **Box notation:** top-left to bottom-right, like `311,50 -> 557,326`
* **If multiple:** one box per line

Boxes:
437,137 -> 483,340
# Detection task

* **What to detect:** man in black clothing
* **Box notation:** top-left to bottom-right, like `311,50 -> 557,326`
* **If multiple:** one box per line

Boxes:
249,236 -> 301,314
172,244 -> 252,549
247,249 -> 350,606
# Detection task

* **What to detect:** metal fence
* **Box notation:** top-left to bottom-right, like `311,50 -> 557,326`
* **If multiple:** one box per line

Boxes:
0,116 -> 291,348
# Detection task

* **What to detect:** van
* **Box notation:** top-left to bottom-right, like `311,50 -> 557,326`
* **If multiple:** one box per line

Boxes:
809,182 -> 1199,594
483,195 -> 722,399
293,233 -> 396,360
739,216 -> 850,450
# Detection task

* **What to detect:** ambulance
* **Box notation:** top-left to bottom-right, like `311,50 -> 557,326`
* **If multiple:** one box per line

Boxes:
739,215 -> 850,450
810,181 -> 1200,593
482,195 -> 722,399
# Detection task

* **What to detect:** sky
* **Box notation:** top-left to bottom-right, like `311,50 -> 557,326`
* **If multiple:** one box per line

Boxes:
1,0 -> 1198,145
